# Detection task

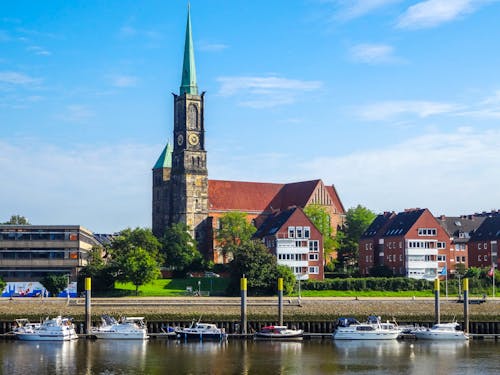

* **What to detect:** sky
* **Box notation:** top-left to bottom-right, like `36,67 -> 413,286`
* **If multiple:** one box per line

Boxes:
1,0 -> 500,233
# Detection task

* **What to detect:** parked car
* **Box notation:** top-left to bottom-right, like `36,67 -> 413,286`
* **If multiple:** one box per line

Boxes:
204,272 -> 220,278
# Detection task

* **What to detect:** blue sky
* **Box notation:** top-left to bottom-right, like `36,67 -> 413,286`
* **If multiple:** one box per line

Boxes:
2,0 -> 500,233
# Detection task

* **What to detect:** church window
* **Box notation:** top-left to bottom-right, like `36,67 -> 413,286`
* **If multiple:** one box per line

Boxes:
188,104 -> 198,129
197,157 -> 201,167
192,157 -> 195,166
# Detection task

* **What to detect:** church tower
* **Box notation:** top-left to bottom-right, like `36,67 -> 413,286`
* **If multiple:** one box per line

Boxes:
152,6 -> 209,247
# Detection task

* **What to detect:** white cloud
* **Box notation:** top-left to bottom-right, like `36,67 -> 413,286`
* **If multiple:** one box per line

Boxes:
0,140 -> 157,233
349,43 -> 402,64
299,127 -> 500,215
358,100 -> 459,120
0,71 -> 41,85
216,76 -> 322,108
26,45 -> 51,56
397,0 -> 492,29
328,0 -> 403,20
110,75 -> 138,88
198,42 -> 229,52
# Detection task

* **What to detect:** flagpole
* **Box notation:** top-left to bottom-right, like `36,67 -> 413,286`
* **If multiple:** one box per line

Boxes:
445,271 -> 448,298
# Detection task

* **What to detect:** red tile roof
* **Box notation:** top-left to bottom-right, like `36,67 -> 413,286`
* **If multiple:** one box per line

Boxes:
208,179 -> 345,214
208,180 -> 283,212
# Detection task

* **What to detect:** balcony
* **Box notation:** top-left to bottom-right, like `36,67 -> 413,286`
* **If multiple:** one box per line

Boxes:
277,259 -> 309,268
407,260 -> 438,269
406,248 -> 438,256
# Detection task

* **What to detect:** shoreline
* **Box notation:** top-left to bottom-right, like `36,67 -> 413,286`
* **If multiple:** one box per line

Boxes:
1,296 -> 499,322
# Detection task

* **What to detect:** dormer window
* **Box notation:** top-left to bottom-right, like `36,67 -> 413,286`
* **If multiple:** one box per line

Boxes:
288,227 -> 295,238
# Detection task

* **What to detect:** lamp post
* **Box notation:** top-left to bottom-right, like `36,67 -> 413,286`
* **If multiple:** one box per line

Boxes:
198,280 -> 201,296
66,274 -> 71,304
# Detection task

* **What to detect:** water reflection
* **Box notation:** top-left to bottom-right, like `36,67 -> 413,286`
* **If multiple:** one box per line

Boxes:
0,339 -> 498,375
407,341 -> 470,375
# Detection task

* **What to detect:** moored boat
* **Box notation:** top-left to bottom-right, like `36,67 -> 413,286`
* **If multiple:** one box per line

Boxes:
14,316 -> 78,341
254,325 -> 304,341
333,316 -> 400,340
411,322 -> 469,340
91,315 -> 149,340
176,322 -> 227,341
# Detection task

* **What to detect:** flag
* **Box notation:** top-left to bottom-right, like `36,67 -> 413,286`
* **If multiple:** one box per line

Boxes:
440,266 -> 447,276
488,266 -> 495,277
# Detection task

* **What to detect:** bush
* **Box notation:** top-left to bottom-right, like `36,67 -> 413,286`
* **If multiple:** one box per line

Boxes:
302,277 -> 434,292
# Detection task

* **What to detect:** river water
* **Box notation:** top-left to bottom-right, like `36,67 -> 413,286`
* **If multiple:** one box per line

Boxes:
0,339 -> 498,374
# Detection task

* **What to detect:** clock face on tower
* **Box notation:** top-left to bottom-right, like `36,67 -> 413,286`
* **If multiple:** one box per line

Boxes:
177,134 -> 184,146
188,133 -> 199,146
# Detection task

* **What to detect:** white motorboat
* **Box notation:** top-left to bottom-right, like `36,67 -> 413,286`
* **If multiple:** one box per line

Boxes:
91,315 -> 149,340
412,322 -> 469,340
176,322 -> 227,341
13,318 -> 41,334
333,316 -> 400,340
15,316 -> 78,341
254,325 -> 304,341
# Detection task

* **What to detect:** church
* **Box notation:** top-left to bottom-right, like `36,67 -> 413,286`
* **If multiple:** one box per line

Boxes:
152,8 -> 345,280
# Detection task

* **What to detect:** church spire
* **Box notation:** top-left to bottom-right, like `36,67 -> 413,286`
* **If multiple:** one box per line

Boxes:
180,4 -> 198,96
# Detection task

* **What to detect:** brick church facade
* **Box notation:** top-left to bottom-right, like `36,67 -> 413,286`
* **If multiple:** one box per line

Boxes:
152,9 -> 345,279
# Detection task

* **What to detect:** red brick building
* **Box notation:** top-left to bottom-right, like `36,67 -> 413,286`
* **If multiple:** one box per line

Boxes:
359,208 -> 450,280
253,207 -> 324,280
436,215 -> 486,272
468,215 -> 500,269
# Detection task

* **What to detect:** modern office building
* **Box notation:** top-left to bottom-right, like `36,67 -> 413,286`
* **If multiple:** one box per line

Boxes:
0,225 -> 100,282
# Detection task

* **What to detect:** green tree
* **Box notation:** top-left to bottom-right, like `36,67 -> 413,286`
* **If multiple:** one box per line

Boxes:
303,204 -> 335,261
277,265 -> 296,295
118,246 -> 160,295
335,205 -> 376,272
0,277 -> 6,292
227,240 -> 293,296
109,227 -> 162,261
2,215 -> 30,224
216,212 -> 256,261
161,223 -> 201,272
78,246 -> 114,292
41,274 -> 69,297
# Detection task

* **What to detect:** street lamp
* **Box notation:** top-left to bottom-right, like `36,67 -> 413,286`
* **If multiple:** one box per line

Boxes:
66,274 -> 71,304
198,280 -> 201,296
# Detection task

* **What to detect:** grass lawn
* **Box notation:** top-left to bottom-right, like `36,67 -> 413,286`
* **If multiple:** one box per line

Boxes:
114,277 -> 229,297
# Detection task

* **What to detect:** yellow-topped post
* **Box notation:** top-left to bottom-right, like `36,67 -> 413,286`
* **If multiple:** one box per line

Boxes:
240,277 -> 247,334
463,278 -> 469,333
434,278 -> 440,324
278,278 -> 284,326
85,277 -> 92,334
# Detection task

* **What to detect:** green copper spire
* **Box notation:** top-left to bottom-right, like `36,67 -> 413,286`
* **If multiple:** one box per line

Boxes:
153,142 -> 173,169
180,5 -> 198,95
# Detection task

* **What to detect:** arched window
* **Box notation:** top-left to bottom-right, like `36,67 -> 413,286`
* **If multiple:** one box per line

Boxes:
188,104 -> 198,129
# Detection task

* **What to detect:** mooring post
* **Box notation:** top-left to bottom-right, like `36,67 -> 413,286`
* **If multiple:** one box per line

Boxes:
463,278 -> 469,333
434,278 -> 440,324
240,276 -> 247,334
85,277 -> 91,334
278,277 -> 283,326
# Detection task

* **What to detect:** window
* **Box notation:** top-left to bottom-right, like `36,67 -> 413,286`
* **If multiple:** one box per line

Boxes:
308,266 -> 319,274
309,240 -> 319,252
437,242 -> 446,249
304,227 -> 310,238
288,227 -> 295,238
309,253 -> 319,261
437,255 -> 446,262
418,228 -> 437,236
462,256 -> 466,262
478,243 -> 482,250
296,227 -> 303,238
